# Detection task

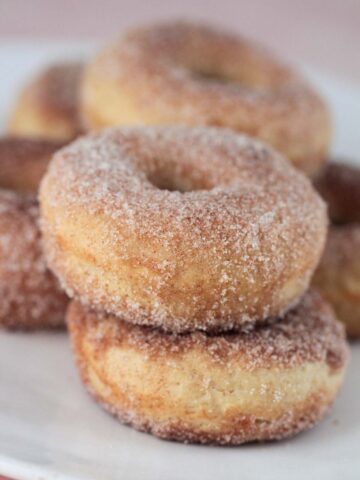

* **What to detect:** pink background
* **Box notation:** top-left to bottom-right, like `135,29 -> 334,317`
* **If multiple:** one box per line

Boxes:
0,0 -> 359,83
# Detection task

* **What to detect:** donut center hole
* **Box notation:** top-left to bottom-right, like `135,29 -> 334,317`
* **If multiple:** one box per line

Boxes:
187,63 -> 287,89
147,172 -> 210,193
191,68 -> 237,86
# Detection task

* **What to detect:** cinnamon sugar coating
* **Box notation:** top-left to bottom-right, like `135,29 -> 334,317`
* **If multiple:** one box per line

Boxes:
82,21 -> 331,176
0,137 -> 68,329
40,126 -> 327,332
0,190 -> 68,329
9,62 -> 84,141
0,137 -> 64,194
315,161 -> 360,224
313,224 -> 360,337
67,291 -> 348,445
313,161 -> 360,336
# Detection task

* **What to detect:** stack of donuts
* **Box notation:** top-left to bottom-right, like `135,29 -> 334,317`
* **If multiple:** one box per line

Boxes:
39,124 -> 347,444
2,20 -> 353,445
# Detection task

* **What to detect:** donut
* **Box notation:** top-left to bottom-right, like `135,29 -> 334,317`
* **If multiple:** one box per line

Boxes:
0,137 -> 64,194
314,161 -> 360,224
313,161 -> 360,336
9,62 -> 83,141
0,137 -> 68,329
0,191 -> 68,329
67,290 -> 348,445
40,126 -> 327,333
81,21 -> 331,176
313,225 -> 360,337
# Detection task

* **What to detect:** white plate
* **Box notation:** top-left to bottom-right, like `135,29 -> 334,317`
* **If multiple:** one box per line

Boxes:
0,43 -> 360,480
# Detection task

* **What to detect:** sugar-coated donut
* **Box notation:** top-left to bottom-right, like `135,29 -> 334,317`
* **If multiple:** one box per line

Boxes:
9,62 -> 83,141
315,161 -> 360,224
313,225 -> 360,338
67,291 -> 348,445
82,21 -> 331,176
40,126 -> 327,332
0,191 -> 68,329
0,137 -> 68,329
313,161 -> 360,337
0,137 -> 64,194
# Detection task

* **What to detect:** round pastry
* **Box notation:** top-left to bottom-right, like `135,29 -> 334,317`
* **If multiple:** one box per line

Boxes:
0,191 -> 68,329
40,126 -> 327,332
313,225 -> 360,337
9,62 -> 83,141
0,137 -> 64,194
67,290 -> 348,445
313,161 -> 360,337
82,21 -> 331,176
315,161 -> 360,224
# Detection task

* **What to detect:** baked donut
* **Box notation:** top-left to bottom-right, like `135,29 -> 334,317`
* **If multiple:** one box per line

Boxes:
0,137 -> 64,194
0,137 -> 68,329
313,225 -> 360,337
9,62 -> 83,141
82,21 -> 331,176
314,161 -> 360,224
40,126 -> 327,332
67,290 -> 348,445
0,191 -> 68,329
313,161 -> 360,337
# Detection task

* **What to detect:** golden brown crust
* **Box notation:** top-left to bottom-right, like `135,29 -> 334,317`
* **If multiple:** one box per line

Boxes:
315,161 -> 360,224
40,126 -> 327,332
82,21 -> 331,176
313,224 -> 360,337
0,137 -> 65,194
0,190 -> 68,329
9,62 -> 84,141
84,390 -> 339,445
67,291 -> 348,444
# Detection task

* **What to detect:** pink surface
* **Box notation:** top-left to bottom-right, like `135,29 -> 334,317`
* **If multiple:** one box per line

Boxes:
0,0 -> 359,83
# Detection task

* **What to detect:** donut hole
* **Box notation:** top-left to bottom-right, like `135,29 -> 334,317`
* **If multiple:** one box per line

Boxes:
181,50 -> 294,90
191,69 -> 237,86
189,65 -> 289,91
144,155 -> 217,193
146,171 -> 210,193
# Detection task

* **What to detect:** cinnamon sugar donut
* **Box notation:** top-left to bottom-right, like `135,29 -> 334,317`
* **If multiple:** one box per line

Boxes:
313,225 -> 360,337
40,126 -> 327,332
9,62 -> 83,141
0,137 -> 68,329
82,21 -> 331,176
67,291 -> 348,445
0,137 -> 64,194
313,161 -> 360,336
0,191 -> 68,329
315,161 -> 360,224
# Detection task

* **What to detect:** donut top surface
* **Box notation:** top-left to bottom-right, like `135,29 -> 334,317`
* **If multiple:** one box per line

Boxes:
41,126 -> 325,237
105,21 -> 299,89
83,21 -> 330,176
72,290 -> 347,372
